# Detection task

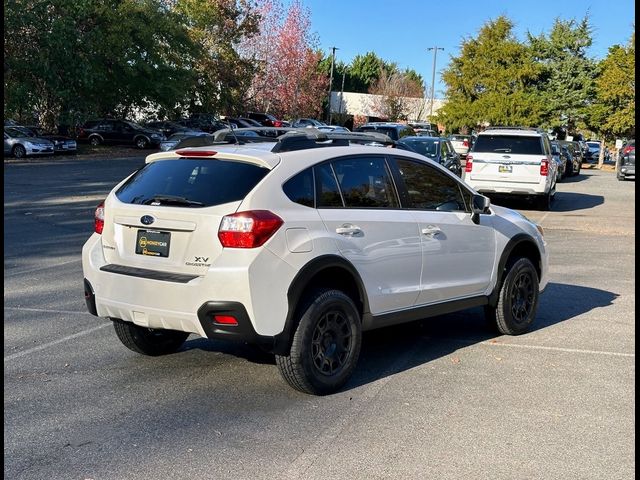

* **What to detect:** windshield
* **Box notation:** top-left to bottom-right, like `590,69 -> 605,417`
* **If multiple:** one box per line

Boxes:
5,127 -> 34,138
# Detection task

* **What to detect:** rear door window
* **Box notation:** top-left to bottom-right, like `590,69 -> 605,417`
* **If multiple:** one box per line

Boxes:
331,157 -> 399,208
115,158 -> 269,207
473,135 -> 543,155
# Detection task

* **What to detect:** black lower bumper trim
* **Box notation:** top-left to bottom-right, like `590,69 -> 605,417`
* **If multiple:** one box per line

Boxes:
197,301 -> 276,351
100,264 -> 198,283
83,278 -> 98,316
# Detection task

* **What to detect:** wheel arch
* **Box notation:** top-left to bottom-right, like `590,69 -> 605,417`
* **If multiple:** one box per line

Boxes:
134,134 -> 150,145
88,134 -> 103,144
488,234 -> 542,307
272,255 -> 369,356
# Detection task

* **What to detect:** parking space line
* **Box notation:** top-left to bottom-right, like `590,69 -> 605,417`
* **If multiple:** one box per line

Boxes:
4,306 -> 89,316
4,259 -> 82,277
479,340 -> 634,357
4,323 -> 111,362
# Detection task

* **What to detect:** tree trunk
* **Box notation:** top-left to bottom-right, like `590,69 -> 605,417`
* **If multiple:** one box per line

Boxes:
597,135 -> 606,169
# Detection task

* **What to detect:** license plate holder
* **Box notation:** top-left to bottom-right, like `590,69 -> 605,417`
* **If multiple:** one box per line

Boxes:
498,164 -> 512,173
136,230 -> 170,257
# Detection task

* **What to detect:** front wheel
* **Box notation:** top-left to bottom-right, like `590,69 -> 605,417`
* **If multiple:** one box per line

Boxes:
12,144 -> 26,159
485,257 -> 540,335
89,136 -> 101,146
112,319 -> 189,356
276,289 -> 362,395
135,137 -> 149,149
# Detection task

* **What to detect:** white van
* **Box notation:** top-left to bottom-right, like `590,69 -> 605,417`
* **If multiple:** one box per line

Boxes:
462,127 -> 557,210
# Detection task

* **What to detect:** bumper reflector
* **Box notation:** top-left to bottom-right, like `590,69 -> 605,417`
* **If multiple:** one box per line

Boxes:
213,315 -> 238,326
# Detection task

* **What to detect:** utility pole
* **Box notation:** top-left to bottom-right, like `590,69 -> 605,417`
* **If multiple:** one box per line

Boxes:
427,47 -> 444,120
339,70 -> 346,116
327,46 -> 338,124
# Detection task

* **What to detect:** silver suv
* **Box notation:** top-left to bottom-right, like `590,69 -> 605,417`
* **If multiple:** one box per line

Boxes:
82,128 -> 549,395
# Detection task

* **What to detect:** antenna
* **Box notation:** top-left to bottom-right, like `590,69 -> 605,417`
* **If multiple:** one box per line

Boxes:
225,117 -> 241,145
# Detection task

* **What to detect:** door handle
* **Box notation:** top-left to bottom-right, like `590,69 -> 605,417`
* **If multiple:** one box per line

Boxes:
421,225 -> 442,236
336,224 -> 362,236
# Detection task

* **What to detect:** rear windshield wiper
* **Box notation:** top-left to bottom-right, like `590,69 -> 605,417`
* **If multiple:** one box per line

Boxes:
146,195 -> 204,207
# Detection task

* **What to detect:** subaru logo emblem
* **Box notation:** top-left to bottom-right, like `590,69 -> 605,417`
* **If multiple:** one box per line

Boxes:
140,215 -> 155,225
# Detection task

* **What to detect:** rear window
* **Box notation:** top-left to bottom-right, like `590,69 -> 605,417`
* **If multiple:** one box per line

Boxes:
356,126 -> 399,141
473,135 -> 543,155
115,158 -> 269,207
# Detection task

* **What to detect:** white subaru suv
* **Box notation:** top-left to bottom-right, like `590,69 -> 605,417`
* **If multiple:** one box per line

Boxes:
463,127 -> 557,210
82,129 -> 549,395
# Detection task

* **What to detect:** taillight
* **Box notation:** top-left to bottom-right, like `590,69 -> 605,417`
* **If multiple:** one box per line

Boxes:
465,155 -> 473,173
78,127 -> 85,138
218,210 -> 283,248
540,159 -> 549,176
273,120 -> 283,127
623,145 -> 634,154
94,201 -> 105,234
462,139 -> 469,148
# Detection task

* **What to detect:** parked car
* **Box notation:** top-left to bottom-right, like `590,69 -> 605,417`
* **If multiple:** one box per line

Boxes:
19,126 -> 77,154
398,136 -> 462,177
317,125 -> 351,133
617,146 -> 635,181
463,127 -> 558,210
78,119 -> 164,149
354,122 -> 416,141
585,141 -> 601,162
448,134 -> 473,159
160,131 -> 210,151
290,118 -> 326,128
557,140 -> 582,177
180,115 -> 228,134
238,117 -> 263,128
550,140 -> 568,180
620,140 -> 635,157
4,126 -> 55,158
143,121 -> 196,137
246,112 -> 286,128
82,129 -> 548,395
414,128 -> 439,136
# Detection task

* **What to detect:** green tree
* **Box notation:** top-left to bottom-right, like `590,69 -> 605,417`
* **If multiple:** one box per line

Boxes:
527,16 -> 597,134
586,32 -> 635,166
348,52 -> 384,93
435,16 -> 544,132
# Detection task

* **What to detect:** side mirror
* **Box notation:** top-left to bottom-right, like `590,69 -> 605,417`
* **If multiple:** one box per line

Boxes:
471,194 -> 490,224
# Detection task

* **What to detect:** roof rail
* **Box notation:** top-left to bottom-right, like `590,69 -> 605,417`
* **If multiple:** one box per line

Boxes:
484,126 -> 546,133
212,127 -> 395,152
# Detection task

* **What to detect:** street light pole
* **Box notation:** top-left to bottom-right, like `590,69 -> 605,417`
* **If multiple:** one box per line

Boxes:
327,46 -> 338,124
427,46 -> 444,120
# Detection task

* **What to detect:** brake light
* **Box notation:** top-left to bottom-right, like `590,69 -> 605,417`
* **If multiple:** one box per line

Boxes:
218,210 -> 283,248
175,150 -> 217,157
462,139 -> 469,148
273,120 -> 283,127
465,155 -> 473,173
540,159 -> 549,176
94,201 -> 105,234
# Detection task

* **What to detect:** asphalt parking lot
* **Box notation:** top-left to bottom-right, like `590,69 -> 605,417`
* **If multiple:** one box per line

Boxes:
4,155 -> 635,480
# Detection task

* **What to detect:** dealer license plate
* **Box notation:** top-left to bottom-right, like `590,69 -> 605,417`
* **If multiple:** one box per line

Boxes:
136,230 -> 170,257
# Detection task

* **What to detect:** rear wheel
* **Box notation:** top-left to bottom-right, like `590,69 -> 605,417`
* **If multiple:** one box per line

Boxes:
276,289 -> 362,395
485,257 -> 539,335
89,136 -> 101,146
112,319 -> 189,356
135,136 -> 149,149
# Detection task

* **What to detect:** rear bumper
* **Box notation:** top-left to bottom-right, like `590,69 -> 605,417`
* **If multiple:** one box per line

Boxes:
463,178 -> 550,196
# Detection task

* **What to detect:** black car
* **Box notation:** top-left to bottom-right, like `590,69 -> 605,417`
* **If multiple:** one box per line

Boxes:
354,122 -> 416,141
398,136 -> 462,177
557,140 -> 582,177
78,119 -> 164,149
220,117 -> 261,129
19,126 -> 77,154
246,112 -> 285,127
179,115 -> 228,133
550,140 -> 568,180
143,121 -> 195,137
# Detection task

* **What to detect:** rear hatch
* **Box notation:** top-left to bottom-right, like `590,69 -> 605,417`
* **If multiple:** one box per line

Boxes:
469,134 -> 545,184
100,156 -> 271,276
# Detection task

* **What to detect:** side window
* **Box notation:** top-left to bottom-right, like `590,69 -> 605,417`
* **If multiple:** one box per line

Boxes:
283,168 -> 314,207
314,163 -> 343,207
542,135 -> 551,155
440,141 -> 449,161
395,158 -> 468,212
331,157 -> 399,208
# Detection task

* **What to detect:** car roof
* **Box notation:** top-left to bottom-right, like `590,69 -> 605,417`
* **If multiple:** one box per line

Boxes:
480,128 -> 543,137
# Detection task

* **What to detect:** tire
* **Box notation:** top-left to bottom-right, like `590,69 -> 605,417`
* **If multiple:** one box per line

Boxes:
89,136 -> 101,146
564,160 -> 573,178
485,257 -> 540,335
535,192 -> 551,211
112,319 -> 189,356
276,289 -> 362,395
135,136 -> 149,149
12,144 -> 26,159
